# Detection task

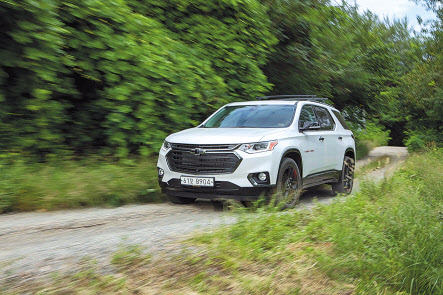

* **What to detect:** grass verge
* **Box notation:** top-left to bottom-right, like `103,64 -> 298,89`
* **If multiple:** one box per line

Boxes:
188,149 -> 442,294
355,155 -> 391,177
0,157 -> 162,213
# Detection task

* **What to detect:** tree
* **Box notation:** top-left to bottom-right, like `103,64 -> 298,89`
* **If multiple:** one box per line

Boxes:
0,0 -> 276,157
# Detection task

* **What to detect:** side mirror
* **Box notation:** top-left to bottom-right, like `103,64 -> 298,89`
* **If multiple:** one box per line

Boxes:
300,121 -> 320,132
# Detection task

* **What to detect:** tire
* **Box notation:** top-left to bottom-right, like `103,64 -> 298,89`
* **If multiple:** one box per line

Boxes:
166,195 -> 196,204
272,158 -> 302,209
332,156 -> 355,195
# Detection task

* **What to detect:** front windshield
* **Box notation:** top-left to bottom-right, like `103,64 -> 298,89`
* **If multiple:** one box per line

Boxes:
202,105 -> 296,128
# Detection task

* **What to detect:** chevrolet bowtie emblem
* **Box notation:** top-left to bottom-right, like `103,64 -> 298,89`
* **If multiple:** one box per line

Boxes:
193,148 -> 206,155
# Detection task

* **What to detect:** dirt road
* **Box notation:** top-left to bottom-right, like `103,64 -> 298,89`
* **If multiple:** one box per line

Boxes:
0,146 -> 408,284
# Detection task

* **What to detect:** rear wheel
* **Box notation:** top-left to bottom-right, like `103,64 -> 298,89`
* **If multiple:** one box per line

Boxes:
332,156 -> 355,195
166,195 -> 196,204
273,158 -> 302,209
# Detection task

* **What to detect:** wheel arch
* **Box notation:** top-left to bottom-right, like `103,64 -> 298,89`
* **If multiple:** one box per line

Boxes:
345,148 -> 355,161
282,149 -> 303,178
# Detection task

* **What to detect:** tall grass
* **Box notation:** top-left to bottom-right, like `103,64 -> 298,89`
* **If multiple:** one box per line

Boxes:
306,151 -> 443,294
0,157 -> 162,213
192,149 -> 443,294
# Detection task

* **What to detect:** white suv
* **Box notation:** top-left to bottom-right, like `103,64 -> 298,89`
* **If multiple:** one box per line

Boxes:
157,95 -> 355,208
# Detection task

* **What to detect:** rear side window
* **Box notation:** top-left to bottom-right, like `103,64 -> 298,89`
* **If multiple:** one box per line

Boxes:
332,110 -> 350,130
313,106 -> 335,131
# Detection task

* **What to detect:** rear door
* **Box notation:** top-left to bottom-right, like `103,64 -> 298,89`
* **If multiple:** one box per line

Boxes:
331,109 -> 354,169
312,106 -> 337,171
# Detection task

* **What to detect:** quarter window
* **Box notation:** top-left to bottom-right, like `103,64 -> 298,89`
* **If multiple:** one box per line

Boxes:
332,110 -> 351,130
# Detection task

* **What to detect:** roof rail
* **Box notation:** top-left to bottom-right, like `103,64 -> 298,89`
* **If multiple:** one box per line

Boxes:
257,95 -> 328,102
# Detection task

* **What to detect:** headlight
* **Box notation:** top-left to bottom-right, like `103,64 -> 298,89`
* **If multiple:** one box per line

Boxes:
161,141 -> 171,151
239,140 -> 278,153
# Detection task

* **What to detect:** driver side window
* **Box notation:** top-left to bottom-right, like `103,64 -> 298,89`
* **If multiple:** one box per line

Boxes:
298,105 -> 317,129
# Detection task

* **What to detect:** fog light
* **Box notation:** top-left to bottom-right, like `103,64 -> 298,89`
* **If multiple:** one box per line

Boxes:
158,168 -> 164,176
258,173 -> 267,181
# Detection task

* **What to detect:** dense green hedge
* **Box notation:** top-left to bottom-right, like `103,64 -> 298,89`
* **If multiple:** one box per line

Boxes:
0,0 -> 276,157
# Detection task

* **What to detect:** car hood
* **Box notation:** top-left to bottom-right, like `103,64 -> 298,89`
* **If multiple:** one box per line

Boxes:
166,127 -> 285,144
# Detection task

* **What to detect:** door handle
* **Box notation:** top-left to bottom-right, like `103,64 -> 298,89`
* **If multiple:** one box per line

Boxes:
319,137 -> 325,141
338,136 -> 343,140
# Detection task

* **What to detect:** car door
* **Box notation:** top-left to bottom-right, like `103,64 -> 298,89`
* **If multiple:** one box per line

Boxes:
297,104 -> 324,177
312,106 -> 337,172
331,109 -> 354,170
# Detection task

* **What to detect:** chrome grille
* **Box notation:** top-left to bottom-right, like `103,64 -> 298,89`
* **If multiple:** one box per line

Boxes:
170,143 -> 239,151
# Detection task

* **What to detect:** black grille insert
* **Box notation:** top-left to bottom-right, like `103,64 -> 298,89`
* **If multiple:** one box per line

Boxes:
166,144 -> 241,174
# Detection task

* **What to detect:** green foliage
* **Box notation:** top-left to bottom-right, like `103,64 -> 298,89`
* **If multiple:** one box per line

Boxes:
404,129 -> 443,152
36,259 -> 128,294
133,0 -> 277,99
111,242 -> 151,270
260,1 -> 430,147
1,0 -> 442,156
391,0 -> 443,151
192,150 -> 443,294
308,150 -> 443,294
0,0 -> 275,157
354,140 -> 370,159
350,120 -> 391,159
263,1 -> 416,121
400,60 -> 443,152
261,0 -> 323,95
0,157 -> 161,213
354,121 -> 391,145
0,0 -> 73,156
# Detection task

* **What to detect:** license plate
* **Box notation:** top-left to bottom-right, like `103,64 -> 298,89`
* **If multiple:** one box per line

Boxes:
180,176 -> 214,187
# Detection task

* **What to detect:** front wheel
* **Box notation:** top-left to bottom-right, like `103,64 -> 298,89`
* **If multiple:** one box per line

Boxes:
272,158 -> 302,209
166,195 -> 196,204
332,156 -> 355,195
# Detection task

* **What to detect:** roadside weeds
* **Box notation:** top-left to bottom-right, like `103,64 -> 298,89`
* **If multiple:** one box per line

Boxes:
6,148 -> 442,295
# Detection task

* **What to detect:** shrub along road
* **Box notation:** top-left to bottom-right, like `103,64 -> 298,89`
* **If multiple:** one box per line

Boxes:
0,147 -> 407,284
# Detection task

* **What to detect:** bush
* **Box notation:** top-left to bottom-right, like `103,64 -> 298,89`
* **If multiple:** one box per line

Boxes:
0,0 -> 276,157
354,121 -> 391,146
351,120 -> 392,159
355,139 -> 370,159
405,129 -> 443,153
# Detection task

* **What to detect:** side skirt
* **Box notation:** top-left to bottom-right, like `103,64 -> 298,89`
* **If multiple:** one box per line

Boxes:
302,170 -> 341,189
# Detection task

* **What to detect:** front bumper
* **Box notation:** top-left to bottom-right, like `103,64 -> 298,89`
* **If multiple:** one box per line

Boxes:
159,178 -> 274,201
157,145 -> 281,201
